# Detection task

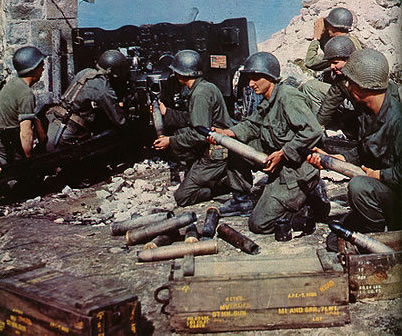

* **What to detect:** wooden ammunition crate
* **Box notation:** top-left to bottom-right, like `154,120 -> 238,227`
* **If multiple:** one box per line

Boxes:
0,266 -> 140,335
338,230 -> 402,302
156,249 -> 350,333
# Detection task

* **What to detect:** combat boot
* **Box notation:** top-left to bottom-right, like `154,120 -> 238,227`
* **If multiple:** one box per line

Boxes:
219,192 -> 254,217
306,178 -> 330,221
291,206 -> 316,237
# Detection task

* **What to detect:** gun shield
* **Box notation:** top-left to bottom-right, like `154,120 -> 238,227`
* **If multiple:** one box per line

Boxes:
137,240 -> 218,262
217,224 -> 260,255
111,211 -> 174,236
201,207 -> 220,239
126,212 -> 197,245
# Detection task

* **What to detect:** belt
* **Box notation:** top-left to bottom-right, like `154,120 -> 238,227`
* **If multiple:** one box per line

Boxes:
47,105 -> 86,128
206,144 -> 228,160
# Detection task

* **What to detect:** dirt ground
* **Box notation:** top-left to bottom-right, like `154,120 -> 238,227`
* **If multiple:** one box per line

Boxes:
0,162 -> 401,336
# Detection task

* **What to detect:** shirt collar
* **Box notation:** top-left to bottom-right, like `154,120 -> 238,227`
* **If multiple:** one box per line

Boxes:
188,77 -> 203,96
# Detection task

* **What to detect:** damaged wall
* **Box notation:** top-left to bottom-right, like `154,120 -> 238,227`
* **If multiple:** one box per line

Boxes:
0,0 -> 78,105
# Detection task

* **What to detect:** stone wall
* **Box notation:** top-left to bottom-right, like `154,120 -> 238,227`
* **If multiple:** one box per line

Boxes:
258,0 -> 401,83
0,0 -> 78,105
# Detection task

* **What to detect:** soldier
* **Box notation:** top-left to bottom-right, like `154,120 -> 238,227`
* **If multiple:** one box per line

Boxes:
302,36 -> 359,138
210,52 -> 329,234
153,50 -> 252,207
307,49 -> 401,250
0,46 -> 48,165
305,7 -> 361,71
47,50 -> 129,149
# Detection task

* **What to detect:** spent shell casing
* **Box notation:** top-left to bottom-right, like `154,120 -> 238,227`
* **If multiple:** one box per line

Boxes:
126,212 -> 197,245
217,223 -> 260,255
111,211 -> 174,236
184,224 -> 200,243
201,207 -> 220,239
137,240 -> 218,262
143,229 -> 181,249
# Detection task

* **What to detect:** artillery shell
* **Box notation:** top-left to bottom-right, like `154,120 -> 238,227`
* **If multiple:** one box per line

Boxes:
111,211 -> 174,236
217,224 -> 260,255
212,132 -> 268,167
184,224 -> 200,243
201,207 -> 220,239
126,212 -> 197,245
319,154 -> 365,178
137,240 -> 218,262
143,229 -> 181,249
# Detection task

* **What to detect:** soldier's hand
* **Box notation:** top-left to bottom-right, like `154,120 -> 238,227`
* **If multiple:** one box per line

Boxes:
211,127 -> 235,137
263,149 -> 284,173
153,136 -> 170,150
361,166 -> 379,179
206,135 -> 217,145
313,17 -> 325,40
306,147 -> 327,169
158,101 -> 167,115
307,147 -> 346,169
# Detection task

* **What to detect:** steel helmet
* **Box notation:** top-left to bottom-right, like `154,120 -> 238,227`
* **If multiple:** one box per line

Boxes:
325,8 -> 353,31
323,36 -> 356,60
169,50 -> 203,77
12,46 -> 45,77
341,49 -> 389,90
97,50 -> 130,80
241,52 -> 280,82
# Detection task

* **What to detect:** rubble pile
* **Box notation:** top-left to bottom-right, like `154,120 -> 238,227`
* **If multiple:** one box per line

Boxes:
259,0 -> 401,83
0,158 -> 178,226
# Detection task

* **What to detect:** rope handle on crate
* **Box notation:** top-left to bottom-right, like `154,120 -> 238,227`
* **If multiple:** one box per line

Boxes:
154,284 -> 170,315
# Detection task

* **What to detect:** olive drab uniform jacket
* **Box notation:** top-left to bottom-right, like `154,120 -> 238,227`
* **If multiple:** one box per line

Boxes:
67,68 -> 126,128
305,34 -> 362,71
0,77 -> 37,164
318,79 -> 401,128
164,77 -> 234,159
163,77 -> 252,207
48,68 -> 126,147
231,83 -> 323,189
342,89 -> 401,192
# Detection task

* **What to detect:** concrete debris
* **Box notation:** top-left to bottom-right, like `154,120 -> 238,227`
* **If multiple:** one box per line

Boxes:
1,252 -> 12,263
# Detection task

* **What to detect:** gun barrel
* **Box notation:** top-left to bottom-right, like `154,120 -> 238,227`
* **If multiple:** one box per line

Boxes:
152,100 -> 164,138
137,240 -> 218,262
111,211 -> 174,236
318,153 -> 365,178
126,212 -> 197,245
201,207 -> 220,239
217,224 -> 260,255
211,132 -> 268,166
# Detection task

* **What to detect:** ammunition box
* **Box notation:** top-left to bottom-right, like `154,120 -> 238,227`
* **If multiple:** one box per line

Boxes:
156,249 -> 349,333
338,230 -> 402,301
0,266 -> 140,335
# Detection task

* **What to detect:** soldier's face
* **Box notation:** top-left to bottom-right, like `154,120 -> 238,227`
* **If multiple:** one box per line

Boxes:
330,59 -> 347,75
248,74 -> 273,98
32,61 -> 45,83
346,80 -> 364,102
